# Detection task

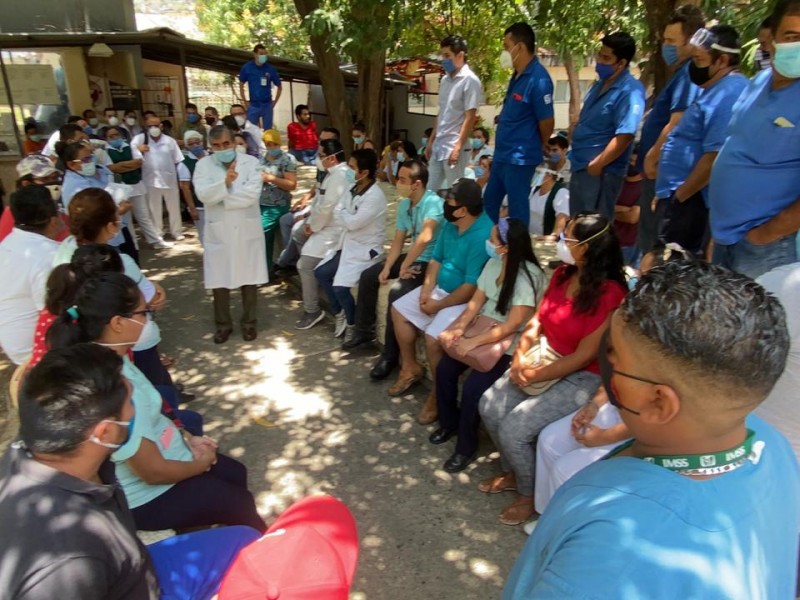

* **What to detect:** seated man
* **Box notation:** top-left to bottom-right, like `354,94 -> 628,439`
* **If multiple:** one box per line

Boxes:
0,185 -> 61,365
343,159 -> 444,384
0,344 -> 260,599
504,261 -> 799,599
287,104 -> 319,166
390,178 -> 492,424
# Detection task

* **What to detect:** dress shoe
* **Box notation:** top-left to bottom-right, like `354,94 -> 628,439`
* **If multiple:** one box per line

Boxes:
387,369 -> 424,396
416,391 -> 438,425
179,391 -> 197,403
242,326 -> 257,341
443,452 -> 475,473
213,328 -> 233,344
341,331 -> 376,350
369,357 -> 397,380
429,427 -> 456,445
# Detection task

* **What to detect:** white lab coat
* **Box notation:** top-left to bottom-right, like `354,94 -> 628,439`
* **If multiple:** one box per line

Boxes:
301,162 -> 350,259
331,182 -> 387,287
193,153 -> 268,289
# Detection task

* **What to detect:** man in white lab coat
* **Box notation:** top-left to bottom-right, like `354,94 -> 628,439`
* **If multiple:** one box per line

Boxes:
193,125 -> 268,343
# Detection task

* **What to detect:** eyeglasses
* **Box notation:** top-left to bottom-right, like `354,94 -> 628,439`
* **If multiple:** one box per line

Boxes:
125,309 -> 155,319
73,155 -> 96,165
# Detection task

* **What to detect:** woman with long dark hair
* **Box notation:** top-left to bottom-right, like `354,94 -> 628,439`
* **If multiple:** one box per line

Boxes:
47,272 -> 266,533
477,213 -> 627,525
432,218 -> 546,472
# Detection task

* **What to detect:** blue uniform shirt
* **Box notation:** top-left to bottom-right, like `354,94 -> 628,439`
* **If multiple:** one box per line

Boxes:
570,70 -> 645,176
656,72 -> 748,201
238,60 -> 282,104
637,61 -> 701,172
503,415 -> 800,600
710,69 -> 800,245
432,213 -> 493,293
494,58 -> 554,166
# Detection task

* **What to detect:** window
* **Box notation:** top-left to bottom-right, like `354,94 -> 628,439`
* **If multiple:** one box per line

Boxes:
407,90 -> 439,116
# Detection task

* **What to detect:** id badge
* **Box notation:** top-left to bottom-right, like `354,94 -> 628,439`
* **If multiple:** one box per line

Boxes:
160,424 -> 174,450
261,76 -> 268,87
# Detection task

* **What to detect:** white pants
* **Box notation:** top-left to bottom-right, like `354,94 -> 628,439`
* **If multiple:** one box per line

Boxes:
534,403 -> 626,513
392,285 -> 466,339
146,186 -> 182,239
129,194 -> 163,245
426,150 -> 470,191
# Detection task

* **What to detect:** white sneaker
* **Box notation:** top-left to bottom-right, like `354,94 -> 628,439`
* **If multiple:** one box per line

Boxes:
523,518 -> 539,536
334,311 -> 347,338
343,324 -> 357,345
174,234 -> 186,241
152,240 -> 173,249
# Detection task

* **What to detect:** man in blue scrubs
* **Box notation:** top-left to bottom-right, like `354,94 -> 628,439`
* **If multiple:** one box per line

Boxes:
570,32 -> 645,220
653,25 -> 747,256
483,22 -> 554,226
638,6 -> 704,254
238,44 -> 283,130
504,261 -> 799,600
709,0 -> 800,279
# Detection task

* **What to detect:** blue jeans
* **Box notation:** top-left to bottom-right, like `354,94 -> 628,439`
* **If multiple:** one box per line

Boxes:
713,232 -> 798,280
290,148 -> 318,166
621,245 -> 641,268
483,161 -> 538,225
314,251 -> 356,323
569,169 -> 625,220
246,101 -> 274,130
155,385 -> 203,436
148,525 -> 261,600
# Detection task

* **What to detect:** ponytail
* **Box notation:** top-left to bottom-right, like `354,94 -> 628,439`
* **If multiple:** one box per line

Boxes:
45,244 -> 124,315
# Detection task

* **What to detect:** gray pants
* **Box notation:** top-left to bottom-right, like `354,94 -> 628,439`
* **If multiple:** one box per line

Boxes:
479,369 -> 601,496
277,208 -> 310,268
569,169 -> 625,221
297,254 -> 322,314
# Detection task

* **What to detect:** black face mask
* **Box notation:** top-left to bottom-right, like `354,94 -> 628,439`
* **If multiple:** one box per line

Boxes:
205,116 -> 217,126
688,61 -> 712,86
598,330 -> 643,416
443,202 -> 461,223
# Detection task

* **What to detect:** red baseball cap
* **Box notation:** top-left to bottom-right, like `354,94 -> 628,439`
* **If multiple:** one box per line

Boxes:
218,495 -> 359,600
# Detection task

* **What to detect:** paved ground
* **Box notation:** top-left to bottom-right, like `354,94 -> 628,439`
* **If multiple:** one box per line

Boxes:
0,169 -> 561,599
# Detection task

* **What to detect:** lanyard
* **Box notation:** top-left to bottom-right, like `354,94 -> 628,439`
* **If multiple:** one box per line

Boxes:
609,429 -> 757,475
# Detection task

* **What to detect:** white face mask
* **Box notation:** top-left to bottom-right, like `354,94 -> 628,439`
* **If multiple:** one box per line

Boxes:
89,419 -> 131,449
235,145 -> 247,154
148,126 -> 161,138
500,49 -> 514,70
95,314 -> 151,350
107,116 -> 119,126
234,115 -> 246,127
46,184 -> 61,202
556,238 -> 576,265
125,117 -> 137,126
315,156 -> 327,172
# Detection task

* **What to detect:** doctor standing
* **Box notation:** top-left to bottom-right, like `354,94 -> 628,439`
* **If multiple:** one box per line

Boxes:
193,125 -> 268,344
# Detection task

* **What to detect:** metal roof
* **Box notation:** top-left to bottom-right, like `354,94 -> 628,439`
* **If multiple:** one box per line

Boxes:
0,27 -> 359,85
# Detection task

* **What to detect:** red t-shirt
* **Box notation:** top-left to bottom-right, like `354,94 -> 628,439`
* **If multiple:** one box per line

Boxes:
30,309 -> 57,368
538,266 -> 627,374
287,121 -> 318,151
614,178 -> 642,248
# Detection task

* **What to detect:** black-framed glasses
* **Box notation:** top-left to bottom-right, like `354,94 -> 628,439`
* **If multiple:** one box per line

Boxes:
599,330 -> 664,416
125,309 -> 155,319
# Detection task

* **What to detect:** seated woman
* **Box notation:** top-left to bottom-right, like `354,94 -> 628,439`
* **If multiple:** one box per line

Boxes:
433,218 -> 546,472
378,140 -> 405,185
468,126 -> 494,171
475,155 -> 492,193
315,149 -> 387,342
47,272 -> 266,533
527,167 -> 569,239
477,213 -> 627,525
260,128 -> 298,276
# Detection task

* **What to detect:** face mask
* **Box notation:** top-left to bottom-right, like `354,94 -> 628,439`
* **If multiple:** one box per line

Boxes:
107,116 -> 119,126
46,184 -> 61,201
531,167 -> 547,188
485,240 -> 501,260
205,116 -> 217,126
473,166 -> 485,179
345,169 -> 357,185
80,161 -> 97,177
125,117 -> 137,126
267,147 -> 282,158
353,135 -> 365,145
130,314 -> 156,352
257,54 -> 268,65
443,202 -> 461,223
396,152 -> 405,162
420,137 -> 428,148
471,138 -> 484,150
234,115 -> 246,127
88,118 -> 99,127
396,182 -> 412,198
83,126 -> 94,136
148,126 -> 162,138
315,156 -> 327,172
549,152 -> 561,165
29,134 -> 41,142
598,331 -> 643,416
556,238 -> 576,265
773,41 -> 800,78
186,113 -> 200,123
109,138 -> 124,149
595,62 -> 617,80
89,417 -> 133,449
188,145 -> 204,157
499,49 -> 514,70
688,61 -> 712,85
442,58 -> 456,74
235,145 -> 247,154
661,44 -> 680,66
215,148 -> 237,164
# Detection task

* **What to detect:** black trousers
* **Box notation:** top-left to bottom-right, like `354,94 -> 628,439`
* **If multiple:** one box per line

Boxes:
117,226 -> 140,266
133,345 -> 174,388
352,255 -> 427,363
657,191 -> 708,256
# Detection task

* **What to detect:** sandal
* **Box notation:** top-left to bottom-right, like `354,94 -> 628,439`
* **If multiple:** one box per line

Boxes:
499,497 -> 535,526
478,472 -> 517,494
387,368 -> 424,396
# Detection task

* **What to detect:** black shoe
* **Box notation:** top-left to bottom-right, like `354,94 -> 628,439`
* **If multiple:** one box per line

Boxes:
179,391 -> 197,403
341,331 -> 376,350
242,326 -> 257,341
369,357 -> 397,380
429,427 -> 457,445
443,452 -> 475,473
214,328 -> 233,344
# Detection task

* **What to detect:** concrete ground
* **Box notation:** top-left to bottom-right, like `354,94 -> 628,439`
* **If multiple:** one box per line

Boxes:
0,168 -> 560,599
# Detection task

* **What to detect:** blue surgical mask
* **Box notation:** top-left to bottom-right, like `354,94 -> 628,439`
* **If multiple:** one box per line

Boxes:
471,138 -> 484,150
773,41 -> 800,79
661,44 -> 680,66
396,152 -> 405,162
473,166 -> 485,178
189,145 -> 204,157
420,137 -> 428,148
549,152 -> 561,164
257,54 -> 268,65
485,240 -> 501,260
345,169 -> 357,185
80,160 -> 96,177
442,58 -> 456,74
267,148 -> 282,158
108,138 -> 124,149
83,126 -> 94,135
353,135 -> 364,145
595,62 -> 617,80
215,148 -> 236,164
186,113 -> 200,123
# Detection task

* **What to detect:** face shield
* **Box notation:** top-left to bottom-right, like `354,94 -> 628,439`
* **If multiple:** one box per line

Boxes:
689,28 -> 741,55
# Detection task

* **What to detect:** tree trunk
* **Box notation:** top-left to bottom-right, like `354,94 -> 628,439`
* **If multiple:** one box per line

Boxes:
293,0 -> 353,153
357,49 -> 387,147
563,54 -> 581,137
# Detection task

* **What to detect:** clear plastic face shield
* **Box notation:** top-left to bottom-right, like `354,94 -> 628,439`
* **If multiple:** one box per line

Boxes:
689,28 -> 742,55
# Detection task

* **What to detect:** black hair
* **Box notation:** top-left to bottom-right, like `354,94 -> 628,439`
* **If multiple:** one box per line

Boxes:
548,132 -> 569,149
295,104 -> 309,117
82,109 -> 95,118
668,5 -> 705,39
253,43 -> 266,52
352,122 -> 366,134
204,106 -> 219,115
644,242 -> 694,271
440,34 -> 468,56
601,31 -> 637,65
47,272 -> 141,351
557,212 -> 627,314
59,123 -> 83,142
102,125 -> 122,139
770,0 -> 800,34
24,122 -> 38,134
142,110 -> 157,119
230,103 -> 246,112
351,148 -> 378,179
319,139 -> 345,163
708,24 -> 741,67
496,219 -> 541,315
320,126 -> 340,139
9,185 -> 56,232
221,115 -> 240,132
103,107 -> 116,115
504,22 -> 537,53
620,261 -> 789,401
67,115 -> 83,124
473,126 -> 490,144
45,244 -> 124,316
19,344 -> 128,454
56,141 -> 90,168
760,16 -> 772,30
400,140 -> 418,159
449,179 -> 483,216
399,159 -> 429,186
124,110 -> 137,118
185,102 -> 198,111
424,127 -> 433,136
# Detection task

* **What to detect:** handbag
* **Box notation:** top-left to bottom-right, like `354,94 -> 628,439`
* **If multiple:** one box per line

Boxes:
439,314 -> 516,373
519,336 -> 564,396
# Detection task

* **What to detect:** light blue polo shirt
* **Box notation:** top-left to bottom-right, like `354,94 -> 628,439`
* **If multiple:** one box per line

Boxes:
570,70 -> 645,176
494,58 -> 554,166
503,415 -> 800,600
710,68 -> 800,245
636,61 -> 701,172
656,72 -> 748,201
395,189 -> 444,263
432,212 -> 493,292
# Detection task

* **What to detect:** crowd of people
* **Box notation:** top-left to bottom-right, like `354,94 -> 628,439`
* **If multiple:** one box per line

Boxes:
0,1 -> 798,597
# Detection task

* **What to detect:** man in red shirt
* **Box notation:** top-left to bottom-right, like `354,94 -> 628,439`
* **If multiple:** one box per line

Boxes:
287,104 -> 319,165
